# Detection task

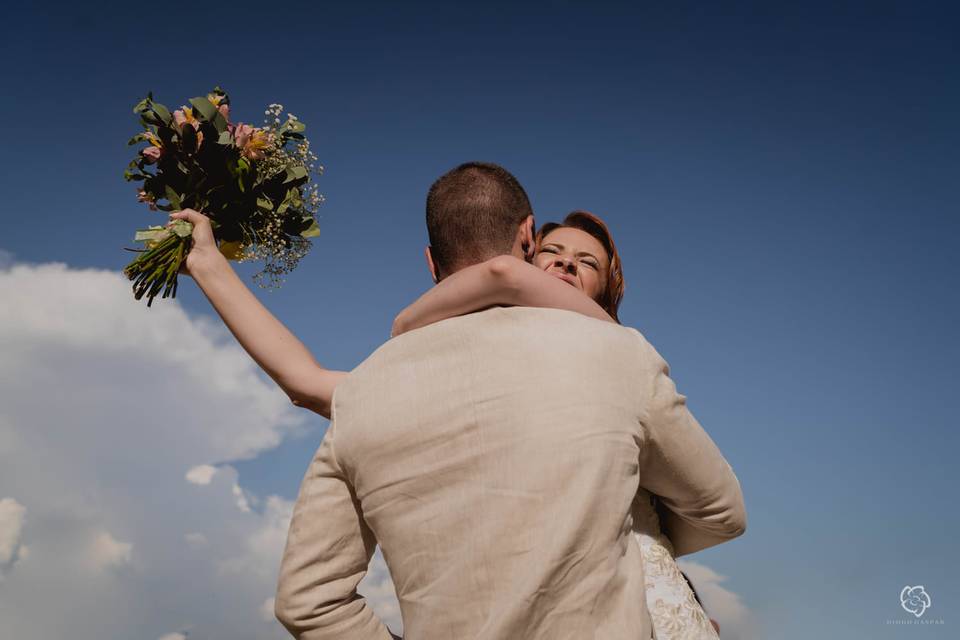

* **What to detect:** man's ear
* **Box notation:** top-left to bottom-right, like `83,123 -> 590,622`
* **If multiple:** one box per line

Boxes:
520,215 -> 536,261
424,246 -> 440,284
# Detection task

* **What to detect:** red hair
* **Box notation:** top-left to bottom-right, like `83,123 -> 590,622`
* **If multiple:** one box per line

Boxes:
536,210 -> 625,323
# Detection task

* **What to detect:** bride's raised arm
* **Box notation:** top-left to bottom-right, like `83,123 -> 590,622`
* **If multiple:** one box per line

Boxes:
169,209 -> 345,419
391,254 -> 616,336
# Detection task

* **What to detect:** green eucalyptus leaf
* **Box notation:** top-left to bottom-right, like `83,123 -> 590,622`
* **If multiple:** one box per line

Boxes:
300,219 -> 320,238
189,96 -> 217,121
210,111 -> 229,134
218,130 -> 234,145
164,185 -> 182,209
283,165 -> 308,184
152,103 -> 172,125
236,157 -> 251,193
276,188 -> 295,214
133,96 -> 151,113
289,190 -> 304,209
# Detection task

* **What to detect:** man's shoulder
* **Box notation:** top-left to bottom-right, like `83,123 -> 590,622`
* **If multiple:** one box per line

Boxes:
482,308 -> 667,378
390,304 -> 644,345
330,307 -> 665,454
344,307 -> 654,384
489,306 -> 655,347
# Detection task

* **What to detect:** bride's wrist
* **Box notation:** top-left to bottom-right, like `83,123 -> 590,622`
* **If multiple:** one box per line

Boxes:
190,250 -> 231,282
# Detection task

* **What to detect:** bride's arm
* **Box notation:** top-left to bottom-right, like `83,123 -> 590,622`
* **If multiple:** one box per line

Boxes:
170,209 -> 345,419
392,255 -> 615,336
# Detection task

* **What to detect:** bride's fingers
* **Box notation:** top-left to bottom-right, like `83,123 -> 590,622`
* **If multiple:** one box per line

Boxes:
169,208 -> 206,224
167,210 -> 211,239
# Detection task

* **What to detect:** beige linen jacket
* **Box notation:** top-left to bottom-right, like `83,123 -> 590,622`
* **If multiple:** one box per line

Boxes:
275,307 -> 746,640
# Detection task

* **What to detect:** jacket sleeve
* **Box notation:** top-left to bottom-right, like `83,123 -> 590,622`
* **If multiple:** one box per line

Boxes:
631,331 -> 747,556
274,420 -> 396,640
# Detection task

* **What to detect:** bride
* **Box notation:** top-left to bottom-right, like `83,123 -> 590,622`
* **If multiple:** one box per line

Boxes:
168,207 -> 722,639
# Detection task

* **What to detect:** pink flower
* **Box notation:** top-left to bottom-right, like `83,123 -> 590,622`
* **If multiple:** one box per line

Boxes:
233,123 -> 255,148
218,103 -> 230,121
173,107 -> 201,131
172,107 -> 204,152
231,123 -> 272,160
142,146 -> 162,163
243,130 -> 272,160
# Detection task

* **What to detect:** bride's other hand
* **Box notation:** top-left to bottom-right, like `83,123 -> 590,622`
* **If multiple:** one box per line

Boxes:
391,255 -> 615,338
167,208 -> 225,278
391,308 -> 412,338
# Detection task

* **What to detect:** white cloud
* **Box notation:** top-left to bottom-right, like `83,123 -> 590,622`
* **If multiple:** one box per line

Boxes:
0,257 -> 310,639
678,559 -> 756,640
219,495 -> 294,583
0,497 -> 26,571
186,464 -> 218,485
233,483 -> 253,513
90,530 -> 133,569
359,548 -> 403,633
184,532 -> 208,547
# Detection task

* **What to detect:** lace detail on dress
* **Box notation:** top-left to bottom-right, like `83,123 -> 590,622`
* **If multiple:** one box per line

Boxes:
633,492 -> 719,640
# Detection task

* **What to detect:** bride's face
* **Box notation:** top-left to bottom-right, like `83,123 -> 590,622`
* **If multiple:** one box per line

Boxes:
534,227 -> 610,303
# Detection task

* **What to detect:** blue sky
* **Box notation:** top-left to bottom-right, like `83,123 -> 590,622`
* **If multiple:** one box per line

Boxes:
1,1 -> 957,638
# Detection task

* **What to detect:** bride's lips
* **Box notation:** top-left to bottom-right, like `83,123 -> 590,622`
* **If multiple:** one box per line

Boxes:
548,271 -> 580,288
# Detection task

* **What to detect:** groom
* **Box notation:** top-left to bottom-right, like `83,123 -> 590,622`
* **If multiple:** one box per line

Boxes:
274,162 -> 746,639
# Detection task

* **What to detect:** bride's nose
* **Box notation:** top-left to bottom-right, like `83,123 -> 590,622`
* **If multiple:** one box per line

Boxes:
554,255 -> 577,273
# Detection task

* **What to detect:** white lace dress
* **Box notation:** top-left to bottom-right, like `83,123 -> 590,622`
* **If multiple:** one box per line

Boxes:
632,490 -> 719,640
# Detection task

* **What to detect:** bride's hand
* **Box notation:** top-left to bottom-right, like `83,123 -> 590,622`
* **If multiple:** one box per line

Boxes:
390,308 -> 411,338
167,208 -> 224,278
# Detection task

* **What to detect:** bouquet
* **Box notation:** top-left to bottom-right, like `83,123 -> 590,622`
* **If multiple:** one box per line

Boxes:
122,87 -> 322,306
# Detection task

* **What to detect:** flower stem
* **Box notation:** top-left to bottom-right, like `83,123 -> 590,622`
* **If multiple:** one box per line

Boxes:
123,231 -> 190,307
